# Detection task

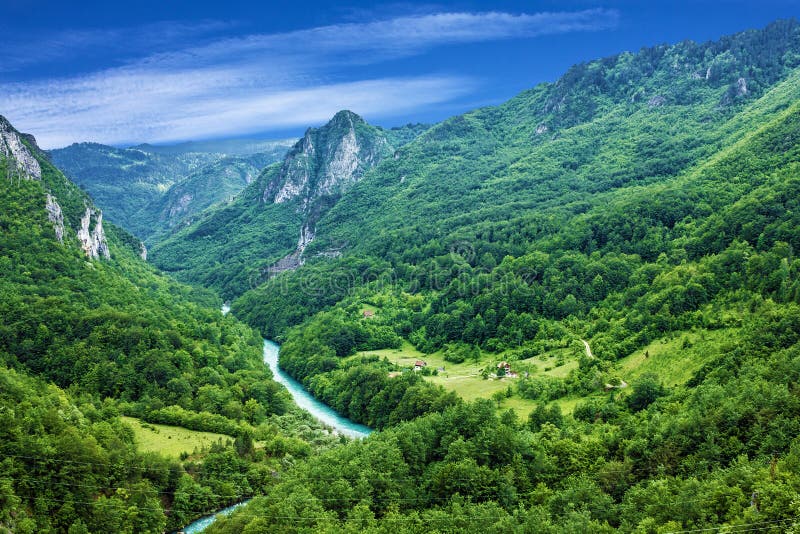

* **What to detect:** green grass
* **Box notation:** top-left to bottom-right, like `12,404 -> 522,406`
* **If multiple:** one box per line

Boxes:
356,329 -> 729,420
616,328 -> 731,386
550,396 -> 587,415
516,347 -> 580,378
122,416 -> 233,459
360,303 -> 379,314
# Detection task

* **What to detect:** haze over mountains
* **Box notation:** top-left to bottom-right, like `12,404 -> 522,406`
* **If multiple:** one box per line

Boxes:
3,16 -> 800,534
49,137 -> 295,241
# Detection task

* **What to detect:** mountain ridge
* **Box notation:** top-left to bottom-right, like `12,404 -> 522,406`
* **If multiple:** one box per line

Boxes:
49,138 -> 295,241
149,112 -> 429,297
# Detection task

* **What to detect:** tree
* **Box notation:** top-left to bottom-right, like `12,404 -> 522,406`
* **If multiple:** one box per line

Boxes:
626,373 -> 666,412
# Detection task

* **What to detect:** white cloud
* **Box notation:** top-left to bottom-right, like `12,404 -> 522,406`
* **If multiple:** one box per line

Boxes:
0,9 -> 618,148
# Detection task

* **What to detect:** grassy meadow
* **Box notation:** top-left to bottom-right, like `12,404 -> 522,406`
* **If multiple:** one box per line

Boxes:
122,416 -> 233,459
353,327 -> 728,419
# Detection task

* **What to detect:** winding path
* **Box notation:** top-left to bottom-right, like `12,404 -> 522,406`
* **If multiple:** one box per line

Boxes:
581,339 -> 594,359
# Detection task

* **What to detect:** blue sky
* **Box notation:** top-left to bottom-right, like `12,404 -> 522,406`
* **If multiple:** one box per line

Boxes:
1,0 -> 798,148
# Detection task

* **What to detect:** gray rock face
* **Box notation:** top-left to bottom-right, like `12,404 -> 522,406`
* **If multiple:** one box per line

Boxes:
737,77 -> 748,96
77,207 -> 110,259
139,242 -> 148,261
169,193 -> 194,219
260,110 -> 393,275
0,116 -> 42,181
263,110 -> 390,207
45,194 -> 65,243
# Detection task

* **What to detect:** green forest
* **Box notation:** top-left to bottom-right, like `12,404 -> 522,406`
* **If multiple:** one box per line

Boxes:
0,129 -> 342,532
3,17 -> 800,534
212,20 -> 800,532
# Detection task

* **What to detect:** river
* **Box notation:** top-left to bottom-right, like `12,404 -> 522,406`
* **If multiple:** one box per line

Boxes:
178,307 -> 372,532
261,339 -> 372,439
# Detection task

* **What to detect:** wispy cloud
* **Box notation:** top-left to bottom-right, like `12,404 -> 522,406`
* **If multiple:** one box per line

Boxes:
0,9 -> 619,148
1,20 -> 236,73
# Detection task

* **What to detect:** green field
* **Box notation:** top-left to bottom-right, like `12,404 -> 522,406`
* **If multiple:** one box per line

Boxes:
354,328 -> 729,420
616,328 -> 731,386
121,416 -> 233,459
357,341 -> 540,416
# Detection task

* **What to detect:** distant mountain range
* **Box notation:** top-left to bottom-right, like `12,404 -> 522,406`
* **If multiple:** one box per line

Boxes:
49,137 -> 296,241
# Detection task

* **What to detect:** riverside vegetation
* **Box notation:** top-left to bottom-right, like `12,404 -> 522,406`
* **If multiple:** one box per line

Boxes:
0,119 -> 341,533
3,18 -> 800,533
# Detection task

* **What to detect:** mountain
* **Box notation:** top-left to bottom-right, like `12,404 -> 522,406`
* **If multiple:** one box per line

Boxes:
192,20 -> 800,532
7,18 -> 800,534
2,117 -> 111,259
49,138 -> 295,240
149,111 -> 430,298
0,115 -> 326,531
232,19 -> 800,339
130,136 -> 297,156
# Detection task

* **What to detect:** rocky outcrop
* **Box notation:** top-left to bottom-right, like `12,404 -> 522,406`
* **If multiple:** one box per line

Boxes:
0,115 -> 42,181
736,77 -> 748,96
77,207 -> 110,259
261,110 -> 394,275
1,115 -> 112,260
139,242 -> 148,261
263,110 -> 391,206
169,193 -> 194,219
45,194 -> 65,243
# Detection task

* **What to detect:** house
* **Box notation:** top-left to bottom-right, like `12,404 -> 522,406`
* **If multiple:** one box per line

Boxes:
497,361 -> 517,378
362,309 -> 375,318
414,360 -> 427,371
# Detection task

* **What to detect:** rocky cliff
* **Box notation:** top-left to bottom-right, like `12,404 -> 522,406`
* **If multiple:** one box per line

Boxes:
1,116 -> 41,181
260,110 -> 394,271
263,110 -> 391,206
1,115 -> 110,259
77,207 -> 110,259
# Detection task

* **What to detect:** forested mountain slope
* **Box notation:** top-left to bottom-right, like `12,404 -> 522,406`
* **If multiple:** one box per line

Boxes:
0,116 -> 330,532
201,20 -> 800,532
234,19 -> 800,341
150,111 -> 429,299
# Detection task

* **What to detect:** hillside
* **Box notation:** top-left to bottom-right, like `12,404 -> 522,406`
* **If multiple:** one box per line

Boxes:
49,139 -> 294,240
0,116 -> 335,532
150,111 -> 430,299
198,20 -> 800,532
232,19 -> 800,338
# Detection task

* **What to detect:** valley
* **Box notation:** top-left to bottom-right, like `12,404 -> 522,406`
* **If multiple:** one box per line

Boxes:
2,14 -> 800,534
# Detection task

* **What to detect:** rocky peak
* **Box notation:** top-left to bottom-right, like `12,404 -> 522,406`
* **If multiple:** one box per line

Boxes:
259,110 -> 393,277
263,110 -> 390,207
0,115 -> 42,181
